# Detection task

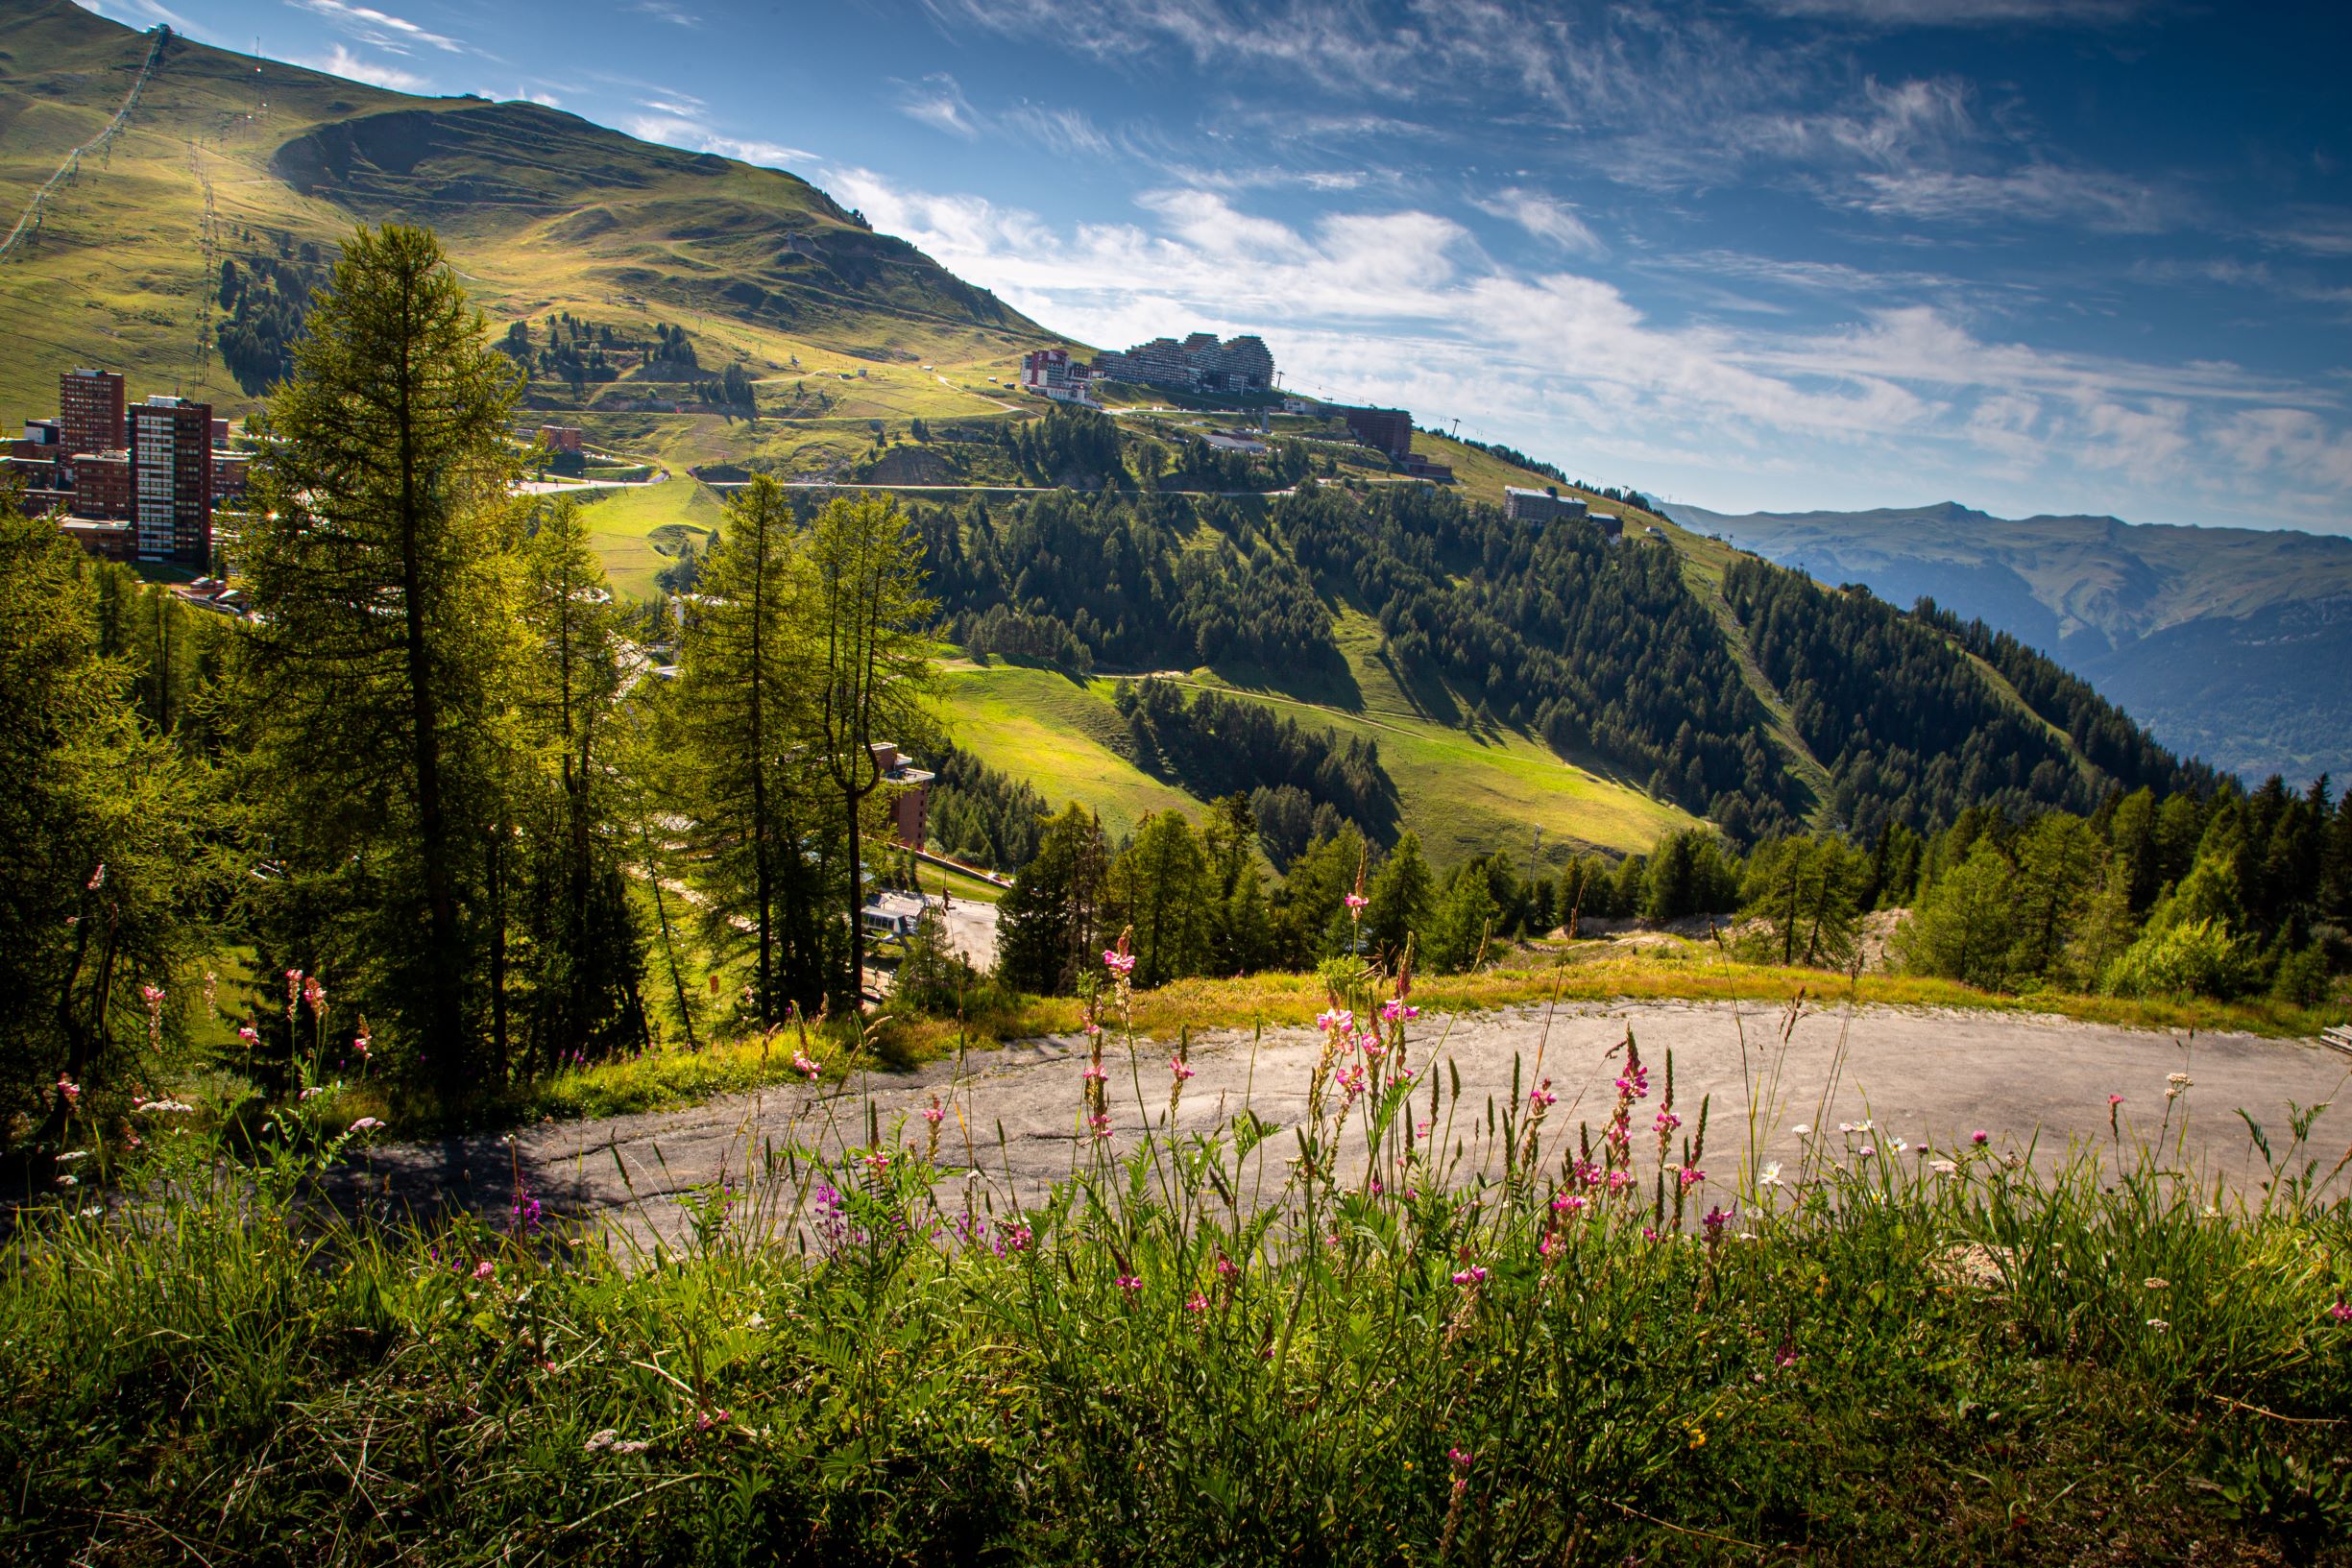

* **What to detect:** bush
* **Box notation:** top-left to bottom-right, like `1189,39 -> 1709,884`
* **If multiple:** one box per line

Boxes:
2105,916 -> 2252,1001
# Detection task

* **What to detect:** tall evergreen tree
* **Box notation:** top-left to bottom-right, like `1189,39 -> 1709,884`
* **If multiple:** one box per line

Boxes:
811,495 -> 935,1005
995,805 -> 1109,995
235,222 -> 523,1098
672,476 -> 830,1020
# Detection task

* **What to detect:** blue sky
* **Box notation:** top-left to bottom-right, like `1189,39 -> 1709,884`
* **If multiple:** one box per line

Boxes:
85,0 -> 2352,532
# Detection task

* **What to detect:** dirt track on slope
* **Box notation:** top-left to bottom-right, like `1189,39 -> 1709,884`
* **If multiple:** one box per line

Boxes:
348,1001 -> 2352,1248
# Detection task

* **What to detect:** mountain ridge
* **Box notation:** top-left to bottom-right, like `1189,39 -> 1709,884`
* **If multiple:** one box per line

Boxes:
1666,498 -> 2352,783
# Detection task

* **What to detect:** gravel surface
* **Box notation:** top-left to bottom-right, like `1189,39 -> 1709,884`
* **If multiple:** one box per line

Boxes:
348,1000 -> 2352,1248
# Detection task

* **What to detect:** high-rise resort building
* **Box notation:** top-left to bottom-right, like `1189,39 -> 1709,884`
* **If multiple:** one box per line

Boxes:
1092,333 -> 1278,396
130,395 -> 213,564
58,368 -> 125,466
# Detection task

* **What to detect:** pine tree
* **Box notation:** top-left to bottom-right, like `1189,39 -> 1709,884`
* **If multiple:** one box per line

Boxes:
1364,831 -> 1435,956
996,805 -> 1109,994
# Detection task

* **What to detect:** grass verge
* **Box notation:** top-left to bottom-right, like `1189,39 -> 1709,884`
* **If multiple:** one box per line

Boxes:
7,971 -> 2350,1566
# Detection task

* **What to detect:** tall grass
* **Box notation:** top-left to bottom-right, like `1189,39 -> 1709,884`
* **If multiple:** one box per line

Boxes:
4,956 -> 2349,1565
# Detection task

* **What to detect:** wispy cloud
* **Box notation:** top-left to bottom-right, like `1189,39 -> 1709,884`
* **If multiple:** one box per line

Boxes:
298,41 -> 430,92
1474,189 -> 1606,256
620,95 -> 815,171
830,161 -> 2352,527
288,0 -> 466,56
896,73 -> 982,139
626,0 -> 700,26
1751,0 -> 2154,25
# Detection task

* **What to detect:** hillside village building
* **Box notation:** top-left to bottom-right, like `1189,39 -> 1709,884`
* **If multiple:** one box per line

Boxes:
17,367 -> 235,567
1019,348 -> 1100,406
1504,486 -> 1587,523
1092,332 -> 1277,396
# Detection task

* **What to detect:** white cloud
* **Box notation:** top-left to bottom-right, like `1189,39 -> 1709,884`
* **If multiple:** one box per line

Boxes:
288,0 -> 466,55
1474,189 -> 1606,257
628,1 -> 700,25
1752,0 -> 2153,24
827,161 -> 2352,529
621,101 -> 815,171
298,42 -> 430,92
897,73 -> 982,139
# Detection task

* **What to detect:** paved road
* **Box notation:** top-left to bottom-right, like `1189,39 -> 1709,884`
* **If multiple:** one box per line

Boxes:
349,1001 -> 2352,1248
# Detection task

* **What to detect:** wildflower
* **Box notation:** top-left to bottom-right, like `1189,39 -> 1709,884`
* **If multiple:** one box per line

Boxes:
1215,1254 -> 1237,1278
352,1021 -> 372,1059
2146,1317 -> 2170,1334
1970,1129 -> 1989,1146
348,1117 -> 385,1134
1380,999 -> 1420,1023
512,1194 -> 543,1233
1790,1122 -> 1810,1136
473,1261 -> 496,1281
1929,1159 -> 1957,1176
285,969 -> 303,1025
610,1439 -> 651,1456
1345,893 -> 1369,912
202,970 -> 218,1017
2327,1301 -> 2352,1323
1679,1166 -> 1706,1188
863,1146 -> 891,1176
58,1149 -> 89,1163
791,1050 -> 821,1082
86,862 -> 106,891
695,1409 -> 731,1432
2166,1072 -> 2193,1100
1114,1273 -> 1143,1294
1080,1063 -> 1107,1083
2108,1093 -> 2123,1106
300,1085 -> 329,1101
1838,1122 -> 1855,1134
1702,1204 -> 1731,1241
303,976 -> 327,1014
1776,1339 -> 1798,1368
1088,1113 -> 1113,1141
1758,1162 -> 1782,1187
1856,1145 -> 1876,1161
1551,1192 -> 1588,1215
1185,1291 -> 1207,1313
237,1023 -> 259,1048
2144,1277 -> 2170,1291
1448,1446 -> 1472,1468
55,1173 -> 78,1189
922,1101 -> 947,1127
1103,949 -> 1136,977
1653,1108 -> 1681,1134
139,983 -> 165,1050
1450,1266 -> 1488,1285
1170,1057 -> 1195,1083
1315,1008 -> 1354,1034
57,1075 -> 81,1103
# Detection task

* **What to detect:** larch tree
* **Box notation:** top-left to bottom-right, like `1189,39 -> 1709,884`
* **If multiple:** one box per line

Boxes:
235,222 -> 524,1099
673,476 -> 827,1020
810,495 -> 934,1006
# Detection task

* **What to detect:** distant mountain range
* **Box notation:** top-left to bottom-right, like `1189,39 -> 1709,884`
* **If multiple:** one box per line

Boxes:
1663,501 -> 2352,785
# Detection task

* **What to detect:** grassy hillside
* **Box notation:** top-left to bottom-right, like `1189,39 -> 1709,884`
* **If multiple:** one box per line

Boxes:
0,3 -> 1051,433
938,618 -> 1694,865
570,479 -> 731,600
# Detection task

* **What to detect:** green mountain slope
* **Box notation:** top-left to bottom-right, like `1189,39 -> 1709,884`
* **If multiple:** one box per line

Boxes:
0,2 -> 1047,425
1667,499 -> 2352,784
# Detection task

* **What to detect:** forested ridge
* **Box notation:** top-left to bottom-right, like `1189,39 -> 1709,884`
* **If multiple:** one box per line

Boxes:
908,440 -> 2199,849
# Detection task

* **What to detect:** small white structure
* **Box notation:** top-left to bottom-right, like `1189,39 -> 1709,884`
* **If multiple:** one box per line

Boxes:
861,890 -> 929,942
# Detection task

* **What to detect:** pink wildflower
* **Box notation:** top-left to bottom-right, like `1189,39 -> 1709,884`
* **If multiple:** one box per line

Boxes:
1345,893 -> 1369,912
1315,1008 -> 1354,1034
1185,1291 -> 1207,1313
1679,1166 -> 1706,1188
1114,1273 -> 1143,1294
2329,1300 -> 2352,1324
303,976 -> 327,1014
1379,999 -> 1420,1023
57,1074 -> 80,1103
352,1020 -> 372,1058
2108,1094 -> 2124,1106
1551,1193 -> 1588,1215
921,1103 -> 946,1127
237,1023 -> 259,1047
1653,1108 -> 1681,1134
1103,949 -> 1136,977
1088,1113 -> 1112,1141
1971,1129 -> 1989,1146
1170,1057 -> 1196,1083
348,1117 -> 384,1133
1450,1266 -> 1488,1285
472,1261 -> 495,1281
1528,1080 -> 1557,1110
1215,1254 -> 1237,1278
791,1050 -> 821,1082
86,862 -> 106,891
